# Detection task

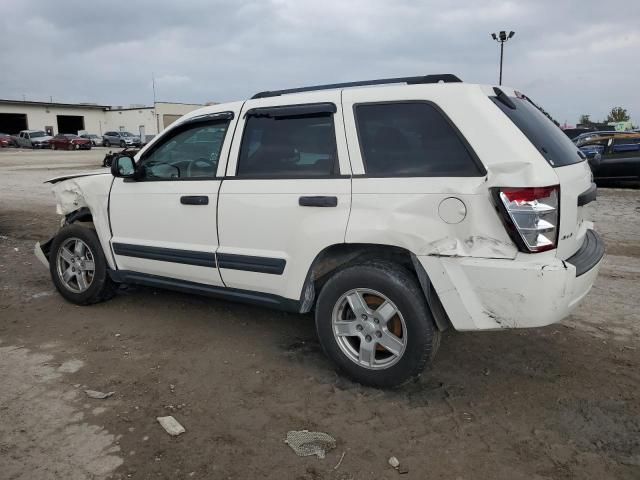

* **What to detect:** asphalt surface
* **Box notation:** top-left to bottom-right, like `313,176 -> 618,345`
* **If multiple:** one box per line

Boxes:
1,148 -> 639,479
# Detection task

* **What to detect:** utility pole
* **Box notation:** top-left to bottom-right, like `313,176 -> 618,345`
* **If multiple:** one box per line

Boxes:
152,73 -> 160,134
490,30 -> 515,85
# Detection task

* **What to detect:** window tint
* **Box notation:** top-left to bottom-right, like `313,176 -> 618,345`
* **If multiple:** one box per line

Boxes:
237,113 -> 337,177
139,121 -> 229,180
491,96 -> 584,167
355,103 -> 482,177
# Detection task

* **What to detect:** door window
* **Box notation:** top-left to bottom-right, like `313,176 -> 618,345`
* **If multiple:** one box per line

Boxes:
355,102 -> 482,177
138,121 -> 230,180
237,112 -> 338,177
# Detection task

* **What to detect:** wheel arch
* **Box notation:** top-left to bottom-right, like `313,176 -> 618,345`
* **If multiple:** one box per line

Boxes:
300,243 -> 452,331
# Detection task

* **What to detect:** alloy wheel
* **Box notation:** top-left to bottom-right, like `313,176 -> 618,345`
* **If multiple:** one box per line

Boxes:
331,288 -> 407,370
56,238 -> 96,293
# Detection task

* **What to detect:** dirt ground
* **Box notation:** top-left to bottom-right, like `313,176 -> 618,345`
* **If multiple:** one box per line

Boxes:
0,148 -> 638,480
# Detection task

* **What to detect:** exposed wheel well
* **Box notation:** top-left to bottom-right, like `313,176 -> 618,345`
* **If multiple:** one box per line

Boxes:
301,243 -> 451,331
64,207 -> 93,225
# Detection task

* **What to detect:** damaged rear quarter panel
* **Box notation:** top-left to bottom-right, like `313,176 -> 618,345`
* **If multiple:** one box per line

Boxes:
49,173 -> 115,268
346,177 -> 519,259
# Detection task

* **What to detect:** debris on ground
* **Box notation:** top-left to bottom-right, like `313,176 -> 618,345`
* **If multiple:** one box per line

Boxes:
84,389 -> 114,399
157,416 -> 186,436
333,451 -> 346,470
389,456 -> 408,474
285,430 -> 336,458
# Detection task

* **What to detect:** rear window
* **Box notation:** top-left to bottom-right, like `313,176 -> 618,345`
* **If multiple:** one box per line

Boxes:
491,95 -> 584,167
354,102 -> 483,177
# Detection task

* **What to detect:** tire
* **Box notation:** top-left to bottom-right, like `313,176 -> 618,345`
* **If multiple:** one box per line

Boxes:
104,140 -> 110,147
120,140 -> 126,148
49,224 -> 115,305
51,144 -> 56,150
315,260 -> 440,388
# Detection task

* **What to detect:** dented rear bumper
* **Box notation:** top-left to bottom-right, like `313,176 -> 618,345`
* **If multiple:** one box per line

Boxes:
419,230 -> 604,331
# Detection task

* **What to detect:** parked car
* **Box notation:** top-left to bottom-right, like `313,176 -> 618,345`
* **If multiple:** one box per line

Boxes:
0,133 -> 17,147
80,134 -> 101,146
102,131 -> 141,148
579,132 -> 640,182
14,130 -> 53,149
573,130 -> 618,146
35,74 -> 603,388
50,134 -> 92,151
562,127 -> 595,140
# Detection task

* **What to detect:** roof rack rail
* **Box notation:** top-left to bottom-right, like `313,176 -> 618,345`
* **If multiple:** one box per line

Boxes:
251,74 -> 462,99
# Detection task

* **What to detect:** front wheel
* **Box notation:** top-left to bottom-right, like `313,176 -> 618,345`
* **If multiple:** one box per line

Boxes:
49,224 -> 115,305
315,261 -> 440,388
119,140 -> 126,148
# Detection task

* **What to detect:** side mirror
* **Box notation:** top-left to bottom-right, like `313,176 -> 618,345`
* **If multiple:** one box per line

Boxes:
111,155 -> 136,178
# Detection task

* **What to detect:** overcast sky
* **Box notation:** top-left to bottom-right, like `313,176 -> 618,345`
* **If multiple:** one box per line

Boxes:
1,0 -> 638,125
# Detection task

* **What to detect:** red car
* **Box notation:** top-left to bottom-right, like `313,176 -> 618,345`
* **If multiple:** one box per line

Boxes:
0,133 -> 16,147
50,134 -> 92,150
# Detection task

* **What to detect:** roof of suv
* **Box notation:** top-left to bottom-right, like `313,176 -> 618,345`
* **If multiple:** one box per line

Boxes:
251,73 -> 463,99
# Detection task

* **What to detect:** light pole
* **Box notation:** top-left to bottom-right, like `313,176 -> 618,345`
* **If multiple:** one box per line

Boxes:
490,30 -> 515,85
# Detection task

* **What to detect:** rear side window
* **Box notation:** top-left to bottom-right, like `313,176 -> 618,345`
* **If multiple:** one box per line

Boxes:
354,102 -> 483,177
491,95 -> 584,167
237,113 -> 337,177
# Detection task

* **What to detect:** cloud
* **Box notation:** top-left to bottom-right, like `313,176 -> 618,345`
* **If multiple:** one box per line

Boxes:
0,0 -> 638,124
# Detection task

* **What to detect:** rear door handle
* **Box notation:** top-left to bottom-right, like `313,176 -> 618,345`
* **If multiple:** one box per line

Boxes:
180,195 -> 209,205
298,196 -> 338,207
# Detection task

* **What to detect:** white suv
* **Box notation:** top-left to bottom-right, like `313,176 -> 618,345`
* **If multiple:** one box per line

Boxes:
35,74 -> 604,388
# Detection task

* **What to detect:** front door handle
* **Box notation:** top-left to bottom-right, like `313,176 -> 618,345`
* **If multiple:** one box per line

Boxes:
298,196 -> 338,207
180,195 -> 209,205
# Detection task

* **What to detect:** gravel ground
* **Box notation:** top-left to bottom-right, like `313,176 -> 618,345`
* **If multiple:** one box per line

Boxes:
0,148 -> 638,480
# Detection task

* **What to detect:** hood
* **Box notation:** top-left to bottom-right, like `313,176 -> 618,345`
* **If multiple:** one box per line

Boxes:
32,135 -> 53,143
46,169 -> 110,184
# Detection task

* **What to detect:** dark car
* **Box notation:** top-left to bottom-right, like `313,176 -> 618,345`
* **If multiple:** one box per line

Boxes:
50,134 -> 92,150
579,132 -> 640,183
0,133 -> 17,147
574,130 -> 618,147
562,127 -> 595,140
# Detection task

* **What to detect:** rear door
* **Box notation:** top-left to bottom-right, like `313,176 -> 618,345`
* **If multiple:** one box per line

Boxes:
217,92 -> 351,301
109,110 -> 237,286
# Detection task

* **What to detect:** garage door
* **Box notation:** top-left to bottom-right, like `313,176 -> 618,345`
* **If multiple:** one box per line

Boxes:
57,115 -> 85,134
0,113 -> 28,134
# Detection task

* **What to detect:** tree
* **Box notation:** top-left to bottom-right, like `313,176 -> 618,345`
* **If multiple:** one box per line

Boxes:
578,114 -> 592,125
606,107 -> 630,123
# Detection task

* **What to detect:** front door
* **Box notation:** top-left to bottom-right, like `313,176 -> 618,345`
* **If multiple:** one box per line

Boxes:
109,111 -> 237,286
217,92 -> 352,301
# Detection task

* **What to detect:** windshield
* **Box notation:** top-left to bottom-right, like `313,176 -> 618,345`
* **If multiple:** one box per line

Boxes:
491,94 -> 584,167
64,134 -> 79,138
121,132 -> 135,137
30,131 -> 46,138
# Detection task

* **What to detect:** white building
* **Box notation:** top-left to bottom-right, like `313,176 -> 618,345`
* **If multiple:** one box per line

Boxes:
0,99 -> 206,137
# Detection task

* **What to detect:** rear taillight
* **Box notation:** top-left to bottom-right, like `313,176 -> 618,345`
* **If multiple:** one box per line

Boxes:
492,185 -> 560,253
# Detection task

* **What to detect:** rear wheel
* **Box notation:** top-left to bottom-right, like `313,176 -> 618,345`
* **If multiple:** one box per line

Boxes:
49,225 -> 115,305
315,261 -> 440,388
